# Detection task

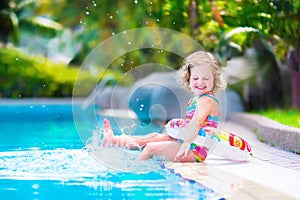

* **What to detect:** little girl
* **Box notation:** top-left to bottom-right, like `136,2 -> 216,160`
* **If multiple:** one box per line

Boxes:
102,51 -> 249,162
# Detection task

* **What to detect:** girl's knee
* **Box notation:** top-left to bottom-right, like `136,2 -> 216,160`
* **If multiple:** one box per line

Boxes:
143,142 -> 156,153
144,142 -> 164,157
138,142 -> 158,160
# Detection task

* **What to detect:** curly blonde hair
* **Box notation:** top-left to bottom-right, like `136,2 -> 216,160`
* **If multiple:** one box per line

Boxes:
177,51 -> 227,93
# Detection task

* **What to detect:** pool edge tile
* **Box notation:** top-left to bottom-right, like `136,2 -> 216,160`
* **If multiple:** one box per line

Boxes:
165,162 -> 295,200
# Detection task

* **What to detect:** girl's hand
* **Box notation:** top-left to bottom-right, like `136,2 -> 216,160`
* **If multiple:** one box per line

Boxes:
175,142 -> 191,161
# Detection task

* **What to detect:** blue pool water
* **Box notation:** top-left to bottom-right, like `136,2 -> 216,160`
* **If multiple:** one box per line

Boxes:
0,100 -> 215,199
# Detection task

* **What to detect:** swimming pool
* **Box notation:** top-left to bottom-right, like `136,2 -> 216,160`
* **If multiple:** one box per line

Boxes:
0,99 -> 215,199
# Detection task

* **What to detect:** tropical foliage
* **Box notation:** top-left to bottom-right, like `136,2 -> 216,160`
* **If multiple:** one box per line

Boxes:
0,0 -> 299,108
0,48 -> 96,97
0,0 -> 63,45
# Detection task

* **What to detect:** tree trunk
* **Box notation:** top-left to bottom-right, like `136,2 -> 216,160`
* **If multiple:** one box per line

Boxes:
252,39 -> 283,109
210,0 -> 224,29
188,0 -> 199,36
288,47 -> 300,109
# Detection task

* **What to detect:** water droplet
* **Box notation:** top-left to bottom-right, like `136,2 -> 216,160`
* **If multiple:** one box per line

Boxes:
112,32 -> 115,35
15,57 -> 19,61
156,19 -> 160,22
86,11 -> 90,15
134,0 -> 138,4
109,15 -> 113,19
141,104 -> 144,107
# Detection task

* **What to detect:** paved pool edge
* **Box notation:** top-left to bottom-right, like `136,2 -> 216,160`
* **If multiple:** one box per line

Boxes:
231,112 -> 300,152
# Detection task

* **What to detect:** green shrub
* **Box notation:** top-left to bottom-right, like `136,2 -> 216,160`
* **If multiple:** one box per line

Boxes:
253,109 -> 300,128
0,47 -> 98,97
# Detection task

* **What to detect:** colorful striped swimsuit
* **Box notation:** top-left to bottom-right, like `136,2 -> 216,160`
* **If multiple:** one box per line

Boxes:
166,93 -> 252,162
186,93 -> 220,162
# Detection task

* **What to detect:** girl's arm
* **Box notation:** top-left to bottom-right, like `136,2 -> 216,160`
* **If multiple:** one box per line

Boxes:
181,97 -> 212,142
175,97 -> 213,160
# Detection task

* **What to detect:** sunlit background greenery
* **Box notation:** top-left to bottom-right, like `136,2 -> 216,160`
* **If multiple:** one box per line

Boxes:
1,0 -> 299,113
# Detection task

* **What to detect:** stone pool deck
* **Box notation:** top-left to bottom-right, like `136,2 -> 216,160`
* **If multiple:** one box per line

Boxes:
165,118 -> 300,199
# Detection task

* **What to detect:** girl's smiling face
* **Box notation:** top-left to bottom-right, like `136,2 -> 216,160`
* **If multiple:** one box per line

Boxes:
189,63 -> 214,96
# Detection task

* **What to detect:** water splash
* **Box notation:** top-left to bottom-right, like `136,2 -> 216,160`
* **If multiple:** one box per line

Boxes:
85,128 -> 162,173
0,148 -> 214,199
0,149 -> 107,181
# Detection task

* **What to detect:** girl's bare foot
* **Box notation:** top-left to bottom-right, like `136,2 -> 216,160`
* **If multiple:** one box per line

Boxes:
102,118 -> 117,147
101,118 -> 170,149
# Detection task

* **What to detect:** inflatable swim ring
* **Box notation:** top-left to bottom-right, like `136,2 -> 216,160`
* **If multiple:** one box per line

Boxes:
165,118 -> 252,161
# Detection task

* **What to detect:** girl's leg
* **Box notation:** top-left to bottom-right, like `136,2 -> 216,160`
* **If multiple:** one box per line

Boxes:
138,141 -> 196,162
102,118 -> 173,149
